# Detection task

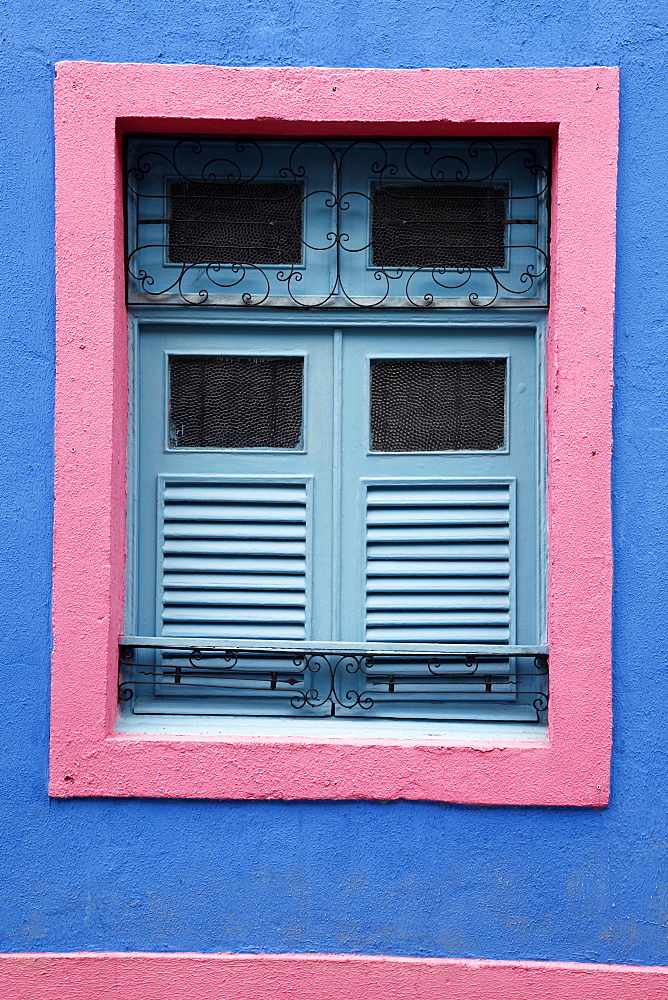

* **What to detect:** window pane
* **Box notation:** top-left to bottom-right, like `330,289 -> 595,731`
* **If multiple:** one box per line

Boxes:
371,185 -> 506,269
168,181 -> 303,265
169,355 -> 303,449
370,358 -> 506,452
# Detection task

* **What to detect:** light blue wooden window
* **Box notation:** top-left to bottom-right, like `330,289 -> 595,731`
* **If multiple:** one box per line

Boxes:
123,138 -> 548,724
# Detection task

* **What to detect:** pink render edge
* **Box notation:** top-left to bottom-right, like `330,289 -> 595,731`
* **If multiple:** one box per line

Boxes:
2,951 -> 667,1000
51,62 -> 618,803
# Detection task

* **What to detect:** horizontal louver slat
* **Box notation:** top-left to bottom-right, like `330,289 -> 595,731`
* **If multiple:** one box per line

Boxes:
367,578 -> 508,611
367,507 -> 510,525
367,560 -> 509,577
367,541 -> 508,559
164,606 -> 306,622
367,486 -> 510,507
165,587 -> 306,607
362,627 -> 510,641
163,484 -> 307,504
165,502 -> 306,521
165,573 -> 306,590
161,623 -> 306,639
164,539 -> 305,556
369,525 -> 510,542
164,522 -> 306,540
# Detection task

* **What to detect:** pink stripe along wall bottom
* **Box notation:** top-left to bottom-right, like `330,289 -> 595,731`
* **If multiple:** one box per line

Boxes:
1,952 -> 668,1000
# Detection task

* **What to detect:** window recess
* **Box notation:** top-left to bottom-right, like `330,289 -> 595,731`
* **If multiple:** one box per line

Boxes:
124,134 -> 548,730
126,137 -> 550,308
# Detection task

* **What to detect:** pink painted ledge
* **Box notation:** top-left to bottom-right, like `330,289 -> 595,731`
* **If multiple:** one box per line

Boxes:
51,61 -> 618,803
2,952 -> 667,1000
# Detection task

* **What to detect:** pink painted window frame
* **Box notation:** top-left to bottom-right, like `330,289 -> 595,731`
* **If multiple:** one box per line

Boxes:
51,61 -> 618,803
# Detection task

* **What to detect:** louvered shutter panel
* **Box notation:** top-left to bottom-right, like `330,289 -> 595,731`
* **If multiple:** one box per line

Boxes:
361,481 -> 528,721
365,482 -> 512,643
148,477 -> 326,715
162,479 -> 308,639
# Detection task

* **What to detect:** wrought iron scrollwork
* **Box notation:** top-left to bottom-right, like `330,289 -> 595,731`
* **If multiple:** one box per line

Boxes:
126,137 -> 549,308
288,653 -> 377,712
118,642 -> 549,722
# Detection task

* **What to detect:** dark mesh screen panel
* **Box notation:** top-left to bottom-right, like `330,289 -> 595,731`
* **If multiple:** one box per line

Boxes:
371,185 -> 506,269
169,355 -> 303,449
168,181 -> 303,265
370,358 -> 506,452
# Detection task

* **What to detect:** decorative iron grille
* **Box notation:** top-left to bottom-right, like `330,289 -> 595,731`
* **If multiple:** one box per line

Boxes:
119,640 -> 549,723
126,137 -> 550,308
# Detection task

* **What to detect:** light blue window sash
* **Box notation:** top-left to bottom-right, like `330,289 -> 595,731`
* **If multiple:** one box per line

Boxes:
122,313 -> 546,724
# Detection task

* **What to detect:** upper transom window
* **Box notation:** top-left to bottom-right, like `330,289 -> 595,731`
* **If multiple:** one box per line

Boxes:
126,137 -> 550,308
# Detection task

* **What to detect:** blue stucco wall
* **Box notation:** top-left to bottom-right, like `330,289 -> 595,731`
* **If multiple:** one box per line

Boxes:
1,0 -> 667,965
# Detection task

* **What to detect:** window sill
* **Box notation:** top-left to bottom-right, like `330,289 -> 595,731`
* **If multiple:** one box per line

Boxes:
116,713 -> 550,743
49,704 -> 605,804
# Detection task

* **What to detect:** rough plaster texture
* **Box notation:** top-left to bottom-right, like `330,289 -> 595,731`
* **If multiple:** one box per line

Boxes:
50,62 -> 616,806
0,0 -> 666,970
2,953 -> 668,1000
